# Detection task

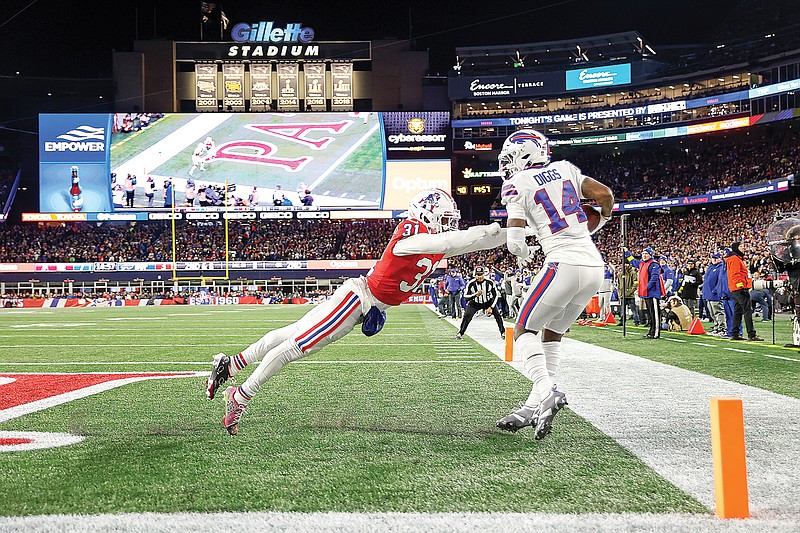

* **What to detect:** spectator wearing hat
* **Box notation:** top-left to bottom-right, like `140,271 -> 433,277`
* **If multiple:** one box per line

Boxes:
718,249 -> 741,339
677,259 -> 702,319
617,262 -> 640,326
443,268 -> 465,319
145,177 -> 156,208
659,256 -> 676,296
724,242 -> 763,341
625,246 -> 666,339
456,266 -> 506,340
663,295 -> 693,331
702,252 -> 727,336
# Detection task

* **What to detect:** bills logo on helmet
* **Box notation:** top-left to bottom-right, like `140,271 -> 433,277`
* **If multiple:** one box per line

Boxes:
508,131 -> 543,147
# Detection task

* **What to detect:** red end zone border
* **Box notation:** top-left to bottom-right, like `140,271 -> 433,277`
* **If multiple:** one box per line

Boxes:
0,372 -> 202,452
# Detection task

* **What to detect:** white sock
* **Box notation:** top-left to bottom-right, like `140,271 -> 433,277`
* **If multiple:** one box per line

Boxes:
542,341 -> 561,379
517,332 -> 552,407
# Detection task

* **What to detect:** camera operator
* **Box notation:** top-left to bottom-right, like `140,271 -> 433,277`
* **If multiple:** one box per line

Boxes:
750,271 -> 773,322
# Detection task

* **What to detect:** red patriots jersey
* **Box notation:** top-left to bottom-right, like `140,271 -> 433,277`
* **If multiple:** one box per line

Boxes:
366,219 -> 444,306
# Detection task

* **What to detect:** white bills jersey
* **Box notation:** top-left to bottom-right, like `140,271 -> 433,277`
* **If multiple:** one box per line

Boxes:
501,160 -> 603,267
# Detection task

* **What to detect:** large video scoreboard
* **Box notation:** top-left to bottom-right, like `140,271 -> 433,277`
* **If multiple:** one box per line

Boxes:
31,111 -> 451,222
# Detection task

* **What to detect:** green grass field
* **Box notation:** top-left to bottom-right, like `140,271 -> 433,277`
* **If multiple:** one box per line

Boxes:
0,305 -> 725,517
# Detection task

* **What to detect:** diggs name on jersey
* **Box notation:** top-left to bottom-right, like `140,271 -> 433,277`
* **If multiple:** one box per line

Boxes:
533,169 -> 564,187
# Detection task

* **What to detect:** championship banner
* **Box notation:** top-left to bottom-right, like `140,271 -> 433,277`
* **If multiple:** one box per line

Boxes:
195,64 -> 218,111
250,63 -> 272,109
331,62 -> 353,111
222,63 -> 245,111
304,63 -> 326,110
277,63 -> 299,111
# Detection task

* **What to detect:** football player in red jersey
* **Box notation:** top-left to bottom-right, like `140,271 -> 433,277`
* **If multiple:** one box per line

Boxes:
206,188 -> 507,435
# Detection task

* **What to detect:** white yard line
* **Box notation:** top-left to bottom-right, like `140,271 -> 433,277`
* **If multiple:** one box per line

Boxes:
0,510 -> 795,532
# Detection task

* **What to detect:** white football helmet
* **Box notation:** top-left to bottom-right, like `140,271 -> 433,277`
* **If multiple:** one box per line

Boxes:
407,188 -> 461,233
498,129 -> 551,179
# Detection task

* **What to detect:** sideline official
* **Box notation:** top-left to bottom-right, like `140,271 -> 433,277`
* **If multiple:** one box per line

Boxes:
456,266 -> 506,340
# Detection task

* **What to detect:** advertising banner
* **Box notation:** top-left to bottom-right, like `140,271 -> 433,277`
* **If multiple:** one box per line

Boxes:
38,114 -> 113,214
382,160 -> 451,210
250,63 -> 272,109
277,63 -> 300,111
304,63 -> 326,109
331,63 -> 353,111
565,64 -> 631,91
222,63 -> 245,111
176,42 -> 371,62
195,64 -> 218,111
448,71 -> 564,100
382,112 -> 450,159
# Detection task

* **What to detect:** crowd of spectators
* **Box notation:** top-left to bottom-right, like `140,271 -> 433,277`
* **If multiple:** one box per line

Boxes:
564,128 -> 798,201
2,196 -> 799,271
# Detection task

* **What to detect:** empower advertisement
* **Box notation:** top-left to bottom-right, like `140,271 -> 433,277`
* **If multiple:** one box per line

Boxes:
304,63 -> 326,109
39,114 -> 113,213
565,63 -> 631,91
250,63 -> 272,109
36,112 -> 451,215
222,63 -> 245,111
331,63 -> 353,111
195,64 -> 218,111
276,63 -> 299,110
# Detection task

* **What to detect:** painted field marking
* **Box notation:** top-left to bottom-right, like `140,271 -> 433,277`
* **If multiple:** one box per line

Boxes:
693,342 -> 716,347
724,348 -> 753,354
664,338 -> 687,343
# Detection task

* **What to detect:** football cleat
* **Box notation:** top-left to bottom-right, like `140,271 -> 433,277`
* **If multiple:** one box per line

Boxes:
500,331 -> 506,340
223,386 -> 247,436
455,333 -> 463,340
206,353 -> 231,400
533,385 -> 568,440
496,404 -> 540,433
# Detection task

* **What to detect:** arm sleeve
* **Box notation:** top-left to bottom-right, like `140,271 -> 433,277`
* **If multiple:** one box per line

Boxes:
463,280 -> 477,300
488,283 -> 499,307
506,226 -> 528,259
393,224 -> 506,258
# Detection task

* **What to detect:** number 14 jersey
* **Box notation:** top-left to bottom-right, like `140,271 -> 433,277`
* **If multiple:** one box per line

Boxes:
501,160 -> 603,267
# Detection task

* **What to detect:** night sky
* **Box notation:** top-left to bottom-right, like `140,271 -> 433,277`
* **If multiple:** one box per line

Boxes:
1,0 -> 789,78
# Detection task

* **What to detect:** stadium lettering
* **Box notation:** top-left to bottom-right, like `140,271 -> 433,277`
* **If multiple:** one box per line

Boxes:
231,22 -> 315,43
44,142 -> 105,152
227,45 -> 319,58
213,140 -> 311,172
245,121 -> 351,150
387,134 -> 447,144
469,80 -> 513,91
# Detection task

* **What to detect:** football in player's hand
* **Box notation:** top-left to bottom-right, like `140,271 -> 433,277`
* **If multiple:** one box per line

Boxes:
581,203 -> 602,232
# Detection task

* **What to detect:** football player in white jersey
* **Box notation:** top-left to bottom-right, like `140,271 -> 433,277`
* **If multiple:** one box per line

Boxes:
205,189 -> 508,435
495,129 -> 614,440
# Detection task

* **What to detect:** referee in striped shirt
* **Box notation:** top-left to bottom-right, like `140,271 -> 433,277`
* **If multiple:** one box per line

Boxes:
456,266 -> 506,340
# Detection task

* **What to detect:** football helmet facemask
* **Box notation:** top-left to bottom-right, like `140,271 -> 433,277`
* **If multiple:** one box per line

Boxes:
498,129 -> 551,179
407,188 -> 461,233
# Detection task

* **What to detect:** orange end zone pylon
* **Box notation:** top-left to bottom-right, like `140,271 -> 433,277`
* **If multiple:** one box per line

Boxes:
710,398 -> 750,519
504,326 -> 514,362
687,318 -> 707,335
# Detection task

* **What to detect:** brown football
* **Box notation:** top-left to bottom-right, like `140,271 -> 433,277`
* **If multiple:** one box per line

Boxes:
581,203 -> 602,232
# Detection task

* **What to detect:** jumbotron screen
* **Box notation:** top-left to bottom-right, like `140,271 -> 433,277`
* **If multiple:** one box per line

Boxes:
35,112 -> 450,220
